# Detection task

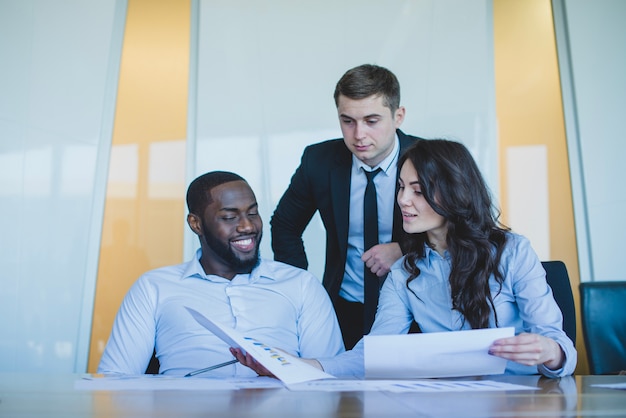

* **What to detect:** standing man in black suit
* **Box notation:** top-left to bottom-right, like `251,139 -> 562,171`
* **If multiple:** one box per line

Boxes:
271,64 -> 423,349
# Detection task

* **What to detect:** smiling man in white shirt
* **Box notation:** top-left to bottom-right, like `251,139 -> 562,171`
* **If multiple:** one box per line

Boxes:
98,171 -> 344,376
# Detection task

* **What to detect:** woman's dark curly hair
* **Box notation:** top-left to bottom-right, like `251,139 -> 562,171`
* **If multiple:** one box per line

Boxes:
399,139 -> 510,329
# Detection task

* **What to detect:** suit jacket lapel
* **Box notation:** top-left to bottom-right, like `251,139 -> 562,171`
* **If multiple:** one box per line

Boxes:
330,151 -> 352,262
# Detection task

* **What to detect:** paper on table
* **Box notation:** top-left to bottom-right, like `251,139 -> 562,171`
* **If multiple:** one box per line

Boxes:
592,383 -> 626,390
75,375 -> 285,391
364,327 -> 514,378
289,379 -> 537,392
75,375 -> 239,391
185,307 -> 336,386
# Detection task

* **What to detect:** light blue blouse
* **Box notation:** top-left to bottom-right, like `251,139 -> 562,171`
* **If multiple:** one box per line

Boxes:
320,232 -> 577,378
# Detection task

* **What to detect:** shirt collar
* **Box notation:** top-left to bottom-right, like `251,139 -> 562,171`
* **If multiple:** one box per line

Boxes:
182,248 -> 207,280
423,244 -> 450,268
353,133 -> 400,175
182,248 -> 276,282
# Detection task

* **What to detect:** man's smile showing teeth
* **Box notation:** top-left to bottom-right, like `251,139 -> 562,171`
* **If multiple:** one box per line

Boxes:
232,238 -> 255,251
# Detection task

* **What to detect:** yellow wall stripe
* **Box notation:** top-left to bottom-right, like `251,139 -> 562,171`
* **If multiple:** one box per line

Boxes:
88,0 -> 191,372
494,0 -> 585,373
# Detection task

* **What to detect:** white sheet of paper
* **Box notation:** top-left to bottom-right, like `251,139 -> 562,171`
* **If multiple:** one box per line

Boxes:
74,375 -> 239,391
364,327 -> 514,378
186,307 -> 336,386
289,379 -> 537,392
75,376 -> 284,391
592,383 -> 626,390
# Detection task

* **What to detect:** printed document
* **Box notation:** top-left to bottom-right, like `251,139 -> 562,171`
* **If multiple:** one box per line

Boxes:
186,307 -> 335,386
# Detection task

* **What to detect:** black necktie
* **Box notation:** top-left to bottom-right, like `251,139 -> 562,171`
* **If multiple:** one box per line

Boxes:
363,167 -> 382,334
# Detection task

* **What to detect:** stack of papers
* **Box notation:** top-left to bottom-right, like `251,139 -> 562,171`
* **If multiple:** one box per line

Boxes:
79,314 -> 534,393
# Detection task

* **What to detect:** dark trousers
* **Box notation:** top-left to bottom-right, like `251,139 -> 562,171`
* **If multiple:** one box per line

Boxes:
334,296 -> 365,350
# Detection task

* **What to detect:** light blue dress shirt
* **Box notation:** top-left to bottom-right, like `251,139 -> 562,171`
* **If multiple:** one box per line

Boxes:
341,136 -> 399,302
320,232 -> 577,378
98,249 -> 344,376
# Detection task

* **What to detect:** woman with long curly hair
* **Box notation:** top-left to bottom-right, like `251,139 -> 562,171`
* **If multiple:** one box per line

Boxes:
387,139 -> 576,377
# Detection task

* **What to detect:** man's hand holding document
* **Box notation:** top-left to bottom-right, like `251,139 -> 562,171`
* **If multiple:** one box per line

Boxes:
186,307 -> 335,386
364,327 -> 515,378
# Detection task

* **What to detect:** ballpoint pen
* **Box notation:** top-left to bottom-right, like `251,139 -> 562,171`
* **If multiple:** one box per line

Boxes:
184,359 -> 239,377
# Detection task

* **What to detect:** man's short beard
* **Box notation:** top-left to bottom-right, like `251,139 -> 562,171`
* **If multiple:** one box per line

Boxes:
202,223 -> 261,274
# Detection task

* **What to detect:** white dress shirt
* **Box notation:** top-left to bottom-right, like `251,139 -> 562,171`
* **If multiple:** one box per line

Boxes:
98,249 -> 344,376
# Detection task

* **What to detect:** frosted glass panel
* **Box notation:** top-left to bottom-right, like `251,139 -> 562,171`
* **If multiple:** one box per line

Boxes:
556,0 -> 626,281
0,0 -> 125,372
190,0 -> 497,280
506,145 -> 550,260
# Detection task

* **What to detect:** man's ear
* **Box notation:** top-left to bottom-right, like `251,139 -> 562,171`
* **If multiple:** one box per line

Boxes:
394,106 -> 406,128
187,213 -> 203,236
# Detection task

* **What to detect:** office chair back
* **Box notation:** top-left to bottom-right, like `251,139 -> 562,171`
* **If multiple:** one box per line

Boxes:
145,349 -> 160,374
580,281 -> 626,374
541,261 -> 576,345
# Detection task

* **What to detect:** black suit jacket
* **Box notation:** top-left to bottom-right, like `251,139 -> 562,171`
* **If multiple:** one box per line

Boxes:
271,129 -> 422,301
